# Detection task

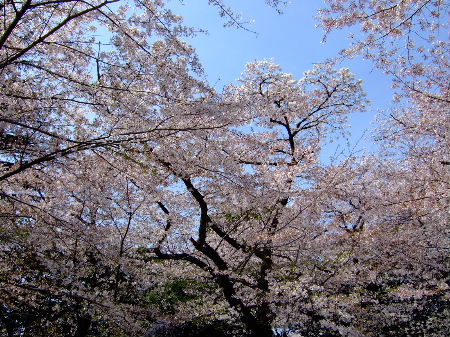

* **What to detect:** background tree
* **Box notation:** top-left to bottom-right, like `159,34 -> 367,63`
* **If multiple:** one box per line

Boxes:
314,1 -> 450,335
0,0 -> 217,335
0,0 -> 218,181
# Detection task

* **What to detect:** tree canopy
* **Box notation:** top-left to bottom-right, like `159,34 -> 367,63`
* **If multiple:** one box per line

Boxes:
1,1 -> 449,336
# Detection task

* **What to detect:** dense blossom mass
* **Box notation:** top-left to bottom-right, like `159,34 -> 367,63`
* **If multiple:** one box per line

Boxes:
0,1 -> 449,336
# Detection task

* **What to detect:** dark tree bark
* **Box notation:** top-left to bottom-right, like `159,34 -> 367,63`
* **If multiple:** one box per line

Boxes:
73,314 -> 91,337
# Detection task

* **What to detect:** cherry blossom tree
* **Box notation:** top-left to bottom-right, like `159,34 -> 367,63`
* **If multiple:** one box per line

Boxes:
0,0 -> 223,181
318,0 -> 449,163
0,0 -> 218,335
298,154 -> 449,336
2,0 -> 448,336
1,47 -> 367,337
315,1 -> 450,335
126,59 -> 367,337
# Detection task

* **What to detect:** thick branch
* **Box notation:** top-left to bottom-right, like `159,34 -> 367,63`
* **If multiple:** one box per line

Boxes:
210,223 -> 250,252
181,177 -> 211,245
191,238 -> 228,271
153,247 -> 211,271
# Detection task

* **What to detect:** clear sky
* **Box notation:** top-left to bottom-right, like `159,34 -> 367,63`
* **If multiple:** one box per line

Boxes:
167,0 -> 395,161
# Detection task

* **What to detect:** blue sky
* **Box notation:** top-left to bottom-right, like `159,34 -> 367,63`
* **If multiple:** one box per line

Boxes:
168,0 -> 395,161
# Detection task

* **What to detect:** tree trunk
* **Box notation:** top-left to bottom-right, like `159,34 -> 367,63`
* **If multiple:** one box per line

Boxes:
73,314 -> 91,337
246,303 -> 275,337
248,322 -> 274,337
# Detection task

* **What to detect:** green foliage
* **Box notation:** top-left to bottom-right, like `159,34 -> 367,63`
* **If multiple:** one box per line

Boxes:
336,249 -> 353,263
224,213 -> 241,221
224,211 -> 262,222
145,279 -> 211,314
